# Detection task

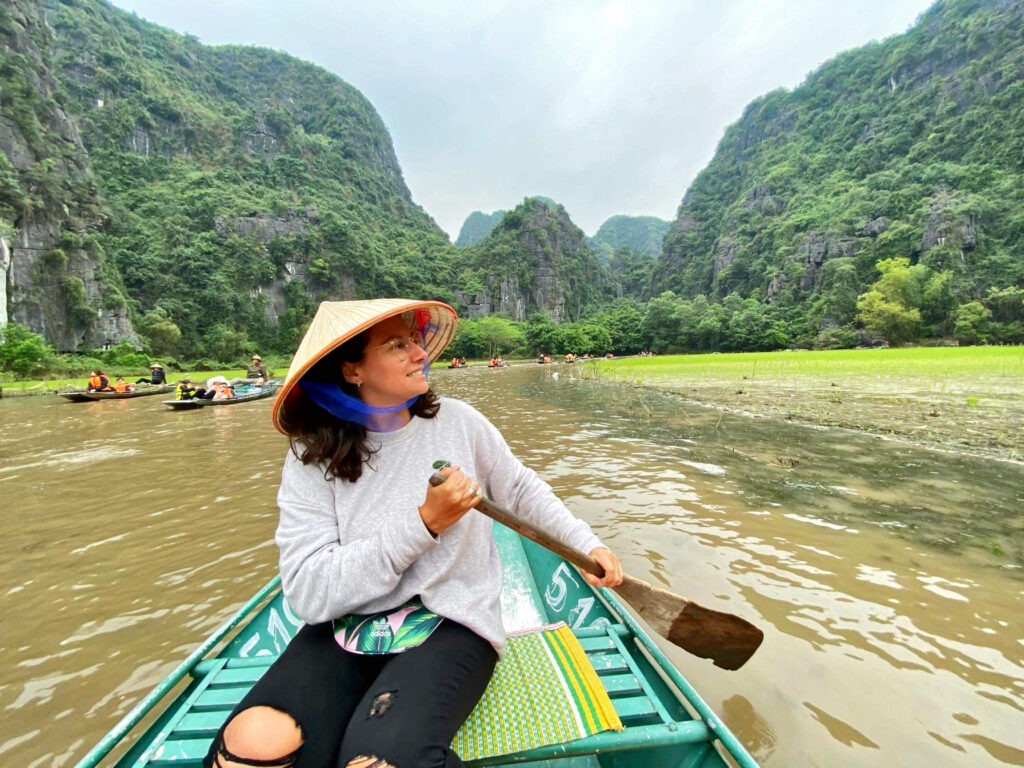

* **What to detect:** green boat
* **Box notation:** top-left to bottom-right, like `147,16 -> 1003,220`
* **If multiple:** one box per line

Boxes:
75,524 -> 759,768
162,382 -> 280,409
59,384 -> 176,402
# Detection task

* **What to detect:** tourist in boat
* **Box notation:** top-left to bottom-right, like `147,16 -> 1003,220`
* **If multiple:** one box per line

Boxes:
175,378 -> 196,400
202,298 -> 623,768
135,363 -> 167,385
213,380 -> 236,400
112,377 -> 134,393
191,375 -> 229,400
87,370 -> 112,392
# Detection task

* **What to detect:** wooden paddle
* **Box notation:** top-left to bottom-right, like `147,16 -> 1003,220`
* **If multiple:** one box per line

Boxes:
428,471 -> 764,670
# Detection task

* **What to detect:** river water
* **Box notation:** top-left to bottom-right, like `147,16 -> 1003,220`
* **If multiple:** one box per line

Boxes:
1,365 -> 1022,767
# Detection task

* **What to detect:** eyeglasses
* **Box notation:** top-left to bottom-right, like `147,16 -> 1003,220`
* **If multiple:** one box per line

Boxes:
374,334 -> 424,363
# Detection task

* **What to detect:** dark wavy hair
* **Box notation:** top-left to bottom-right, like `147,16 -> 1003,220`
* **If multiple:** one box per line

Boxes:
278,328 -> 441,482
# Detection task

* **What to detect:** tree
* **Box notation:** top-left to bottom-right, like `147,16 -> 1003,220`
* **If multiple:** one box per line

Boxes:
640,292 -> 683,353
138,308 -> 182,356
722,294 -> 773,351
983,286 -> 1024,343
590,300 -> 644,353
872,258 -> 924,308
203,324 -> 247,363
810,258 -> 860,328
0,323 -> 56,378
856,290 -> 922,344
524,313 -> 557,355
579,323 -> 613,355
953,301 -> 992,345
855,257 -> 930,344
550,324 -> 590,356
920,270 -> 956,334
473,316 -> 524,357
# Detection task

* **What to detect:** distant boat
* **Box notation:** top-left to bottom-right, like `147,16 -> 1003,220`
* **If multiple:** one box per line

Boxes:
162,381 -> 280,410
59,384 -> 176,402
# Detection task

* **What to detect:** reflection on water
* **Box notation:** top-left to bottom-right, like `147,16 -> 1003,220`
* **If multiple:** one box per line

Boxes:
2,366 -> 1023,767
440,366 -> 1024,767
0,394 -> 284,766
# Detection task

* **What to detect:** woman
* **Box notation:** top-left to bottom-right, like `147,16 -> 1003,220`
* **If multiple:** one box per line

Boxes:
87,369 -> 111,392
136,363 -> 167,385
206,298 -> 622,768
213,380 -> 236,400
192,375 -> 229,400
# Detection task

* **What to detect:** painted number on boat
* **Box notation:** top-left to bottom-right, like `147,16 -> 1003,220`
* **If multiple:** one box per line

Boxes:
544,563 -> 611,631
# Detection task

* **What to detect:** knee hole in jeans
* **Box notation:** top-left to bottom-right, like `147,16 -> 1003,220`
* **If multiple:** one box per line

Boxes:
216,705 -> 303,767
345,757 -> 394,768
367,690 -> 397,719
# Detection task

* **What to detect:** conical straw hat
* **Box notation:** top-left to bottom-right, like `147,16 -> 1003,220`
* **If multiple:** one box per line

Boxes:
271,298 -> 458,434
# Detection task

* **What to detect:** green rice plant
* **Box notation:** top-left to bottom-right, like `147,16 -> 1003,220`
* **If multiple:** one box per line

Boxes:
602,346 -> 1024,392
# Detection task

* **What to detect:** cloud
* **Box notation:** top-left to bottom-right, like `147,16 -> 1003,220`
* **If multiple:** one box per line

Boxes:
108,0 -> 933,237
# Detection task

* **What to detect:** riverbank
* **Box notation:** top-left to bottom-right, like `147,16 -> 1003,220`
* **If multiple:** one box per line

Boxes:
592,346 -> 1024,463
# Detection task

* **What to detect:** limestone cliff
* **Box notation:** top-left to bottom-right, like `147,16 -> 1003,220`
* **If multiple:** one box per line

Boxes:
0,0 -> 136,349
457,198 -> 610,321
653,0 -> 1024,311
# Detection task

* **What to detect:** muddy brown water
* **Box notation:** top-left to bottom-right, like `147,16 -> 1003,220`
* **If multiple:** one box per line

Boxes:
1,366 -> 1022,767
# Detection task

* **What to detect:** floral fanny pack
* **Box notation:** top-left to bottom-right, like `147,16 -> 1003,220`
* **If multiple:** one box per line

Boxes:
332,598 -> 444,655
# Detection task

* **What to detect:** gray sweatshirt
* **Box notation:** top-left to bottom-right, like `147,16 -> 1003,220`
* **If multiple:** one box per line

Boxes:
276,397 -> 604,652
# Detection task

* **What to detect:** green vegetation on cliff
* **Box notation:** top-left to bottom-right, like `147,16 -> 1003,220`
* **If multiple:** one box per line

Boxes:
455,210 -> 506,247
455,197 -> 611,322
45,0 -> 455,357
652,0 -> 1024,345
2,0 -> 1022,369
591,215 -> 669,260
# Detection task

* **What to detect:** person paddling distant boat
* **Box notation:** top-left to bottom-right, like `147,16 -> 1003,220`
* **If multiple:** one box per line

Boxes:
231,354 -> 272,386
136,363 -> 167,386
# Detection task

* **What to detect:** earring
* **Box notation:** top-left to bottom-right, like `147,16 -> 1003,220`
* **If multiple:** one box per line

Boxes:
356,381 -> 362,388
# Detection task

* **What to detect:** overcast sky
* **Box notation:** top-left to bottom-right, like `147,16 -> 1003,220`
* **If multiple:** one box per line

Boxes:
108,0 -> 934,239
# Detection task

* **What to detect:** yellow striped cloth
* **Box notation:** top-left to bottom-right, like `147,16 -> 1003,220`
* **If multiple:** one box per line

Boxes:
452,623 -> 623,761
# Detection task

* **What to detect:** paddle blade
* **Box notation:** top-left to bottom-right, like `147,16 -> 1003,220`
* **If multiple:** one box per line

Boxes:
614,576 -> 763,670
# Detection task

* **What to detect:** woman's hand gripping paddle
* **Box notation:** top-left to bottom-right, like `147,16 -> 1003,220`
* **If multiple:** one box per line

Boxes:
428,465 -> 764,670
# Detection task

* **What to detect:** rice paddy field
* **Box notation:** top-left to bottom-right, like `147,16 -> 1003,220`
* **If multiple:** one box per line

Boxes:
590,345 -> 1024,463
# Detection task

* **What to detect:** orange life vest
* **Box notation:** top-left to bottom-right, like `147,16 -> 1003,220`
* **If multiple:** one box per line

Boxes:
88,374 -> 103,390
213,385 -> 235,400
113,380 -> 128,392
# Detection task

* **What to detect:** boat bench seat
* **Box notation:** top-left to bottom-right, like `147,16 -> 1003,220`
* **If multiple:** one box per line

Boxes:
126,624 -> 717,767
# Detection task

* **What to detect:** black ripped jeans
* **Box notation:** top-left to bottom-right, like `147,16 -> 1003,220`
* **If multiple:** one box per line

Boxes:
204,619 -> 497,768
